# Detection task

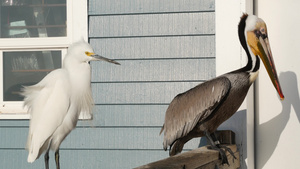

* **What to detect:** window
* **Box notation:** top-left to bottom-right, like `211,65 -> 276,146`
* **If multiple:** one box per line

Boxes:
3,50 -> 62,101
1,0 -> 67,38
0,0 -> 87,119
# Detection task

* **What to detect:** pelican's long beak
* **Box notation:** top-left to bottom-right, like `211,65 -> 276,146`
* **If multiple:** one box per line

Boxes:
248,28 -> 284,100
91,54 -> 120,65
258,36 -> 284,100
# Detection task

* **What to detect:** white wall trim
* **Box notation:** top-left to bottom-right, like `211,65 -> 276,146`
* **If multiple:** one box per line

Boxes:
215,0 -> 254,168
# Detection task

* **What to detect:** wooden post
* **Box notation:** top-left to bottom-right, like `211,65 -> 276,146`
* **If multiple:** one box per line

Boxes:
135,130 -> 239,169
135,145 -> 239,169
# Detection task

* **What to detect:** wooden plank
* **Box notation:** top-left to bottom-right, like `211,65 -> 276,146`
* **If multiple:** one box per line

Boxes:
91,59 -> 215,82
0,149 -> 169,169
0,127 -> 203,150
135,145 -> 240,169
89,0 -> 215,15
92,82 -> 202,104
89,13 -> 215,37
199,152 -> 239,169
90,36 -> 215,59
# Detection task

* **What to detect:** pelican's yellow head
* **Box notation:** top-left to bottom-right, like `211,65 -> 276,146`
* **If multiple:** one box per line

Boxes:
239,14 -> 284,100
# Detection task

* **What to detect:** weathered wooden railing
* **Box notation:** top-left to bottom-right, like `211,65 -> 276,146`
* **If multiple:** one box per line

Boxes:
135,130 -> 240,169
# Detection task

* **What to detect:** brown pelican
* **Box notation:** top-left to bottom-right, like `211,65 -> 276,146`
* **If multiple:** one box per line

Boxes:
160,14 -> 284,164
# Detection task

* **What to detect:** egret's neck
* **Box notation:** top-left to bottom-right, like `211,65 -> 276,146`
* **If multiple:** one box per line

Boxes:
62,55 -> 93,115
63,56 -> 91,91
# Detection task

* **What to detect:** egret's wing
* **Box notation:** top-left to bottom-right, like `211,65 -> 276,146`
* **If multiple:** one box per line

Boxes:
161,76 -> 231,150
22,69 -> 71,162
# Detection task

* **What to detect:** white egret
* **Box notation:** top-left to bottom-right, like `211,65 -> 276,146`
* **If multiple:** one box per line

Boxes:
22,40 -> 120,169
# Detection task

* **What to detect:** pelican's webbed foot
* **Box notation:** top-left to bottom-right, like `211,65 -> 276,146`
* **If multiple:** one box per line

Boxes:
204,131 -> 236,165
209,144 -> 229,164
210,143 -> 237,164
218,144 -> 236,160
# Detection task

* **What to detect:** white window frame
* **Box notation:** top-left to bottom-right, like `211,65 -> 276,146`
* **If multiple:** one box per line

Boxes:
0,0 -> 88,119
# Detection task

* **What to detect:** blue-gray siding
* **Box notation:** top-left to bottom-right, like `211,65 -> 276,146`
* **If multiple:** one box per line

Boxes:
0,0 -> 215,168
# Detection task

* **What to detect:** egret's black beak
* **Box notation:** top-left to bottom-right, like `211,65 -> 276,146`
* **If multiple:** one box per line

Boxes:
91,54 -> 120,65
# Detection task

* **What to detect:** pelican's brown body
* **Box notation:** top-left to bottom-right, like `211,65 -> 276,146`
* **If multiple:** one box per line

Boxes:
162,70 -> 254,155
160,14 -> 284,158
200,72 -> 252,132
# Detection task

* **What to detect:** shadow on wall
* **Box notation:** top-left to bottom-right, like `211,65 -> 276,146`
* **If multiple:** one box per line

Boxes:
256,71 -> 300,169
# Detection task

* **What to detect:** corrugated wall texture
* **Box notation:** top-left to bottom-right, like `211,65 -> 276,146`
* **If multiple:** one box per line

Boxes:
0,0 -> 215,168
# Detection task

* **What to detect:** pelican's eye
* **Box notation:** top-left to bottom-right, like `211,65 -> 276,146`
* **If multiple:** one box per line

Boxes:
260,27 -> 267,39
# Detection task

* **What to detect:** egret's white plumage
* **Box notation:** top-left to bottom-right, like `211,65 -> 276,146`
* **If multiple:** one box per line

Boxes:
22,40 -> 119,168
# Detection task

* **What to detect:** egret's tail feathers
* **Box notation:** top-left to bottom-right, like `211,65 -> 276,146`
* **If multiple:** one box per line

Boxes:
21,85 -> 42,110
27,147 -> 38,163
27,154 -> 37,163
26,136 -> 39,163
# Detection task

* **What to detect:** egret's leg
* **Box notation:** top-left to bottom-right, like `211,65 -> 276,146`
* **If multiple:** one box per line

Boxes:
55,150 -> 60,169
44,150 -> 50,169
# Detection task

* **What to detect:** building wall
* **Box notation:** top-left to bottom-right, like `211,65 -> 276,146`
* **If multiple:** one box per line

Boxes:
0,0 -> 216,168
255,0 -> 300,168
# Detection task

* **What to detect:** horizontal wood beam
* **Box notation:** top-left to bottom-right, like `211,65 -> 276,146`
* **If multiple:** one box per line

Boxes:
135,144 -> 239,169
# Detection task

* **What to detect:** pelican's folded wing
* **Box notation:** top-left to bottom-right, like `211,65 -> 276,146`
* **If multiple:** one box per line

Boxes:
161,76 -> 231,150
